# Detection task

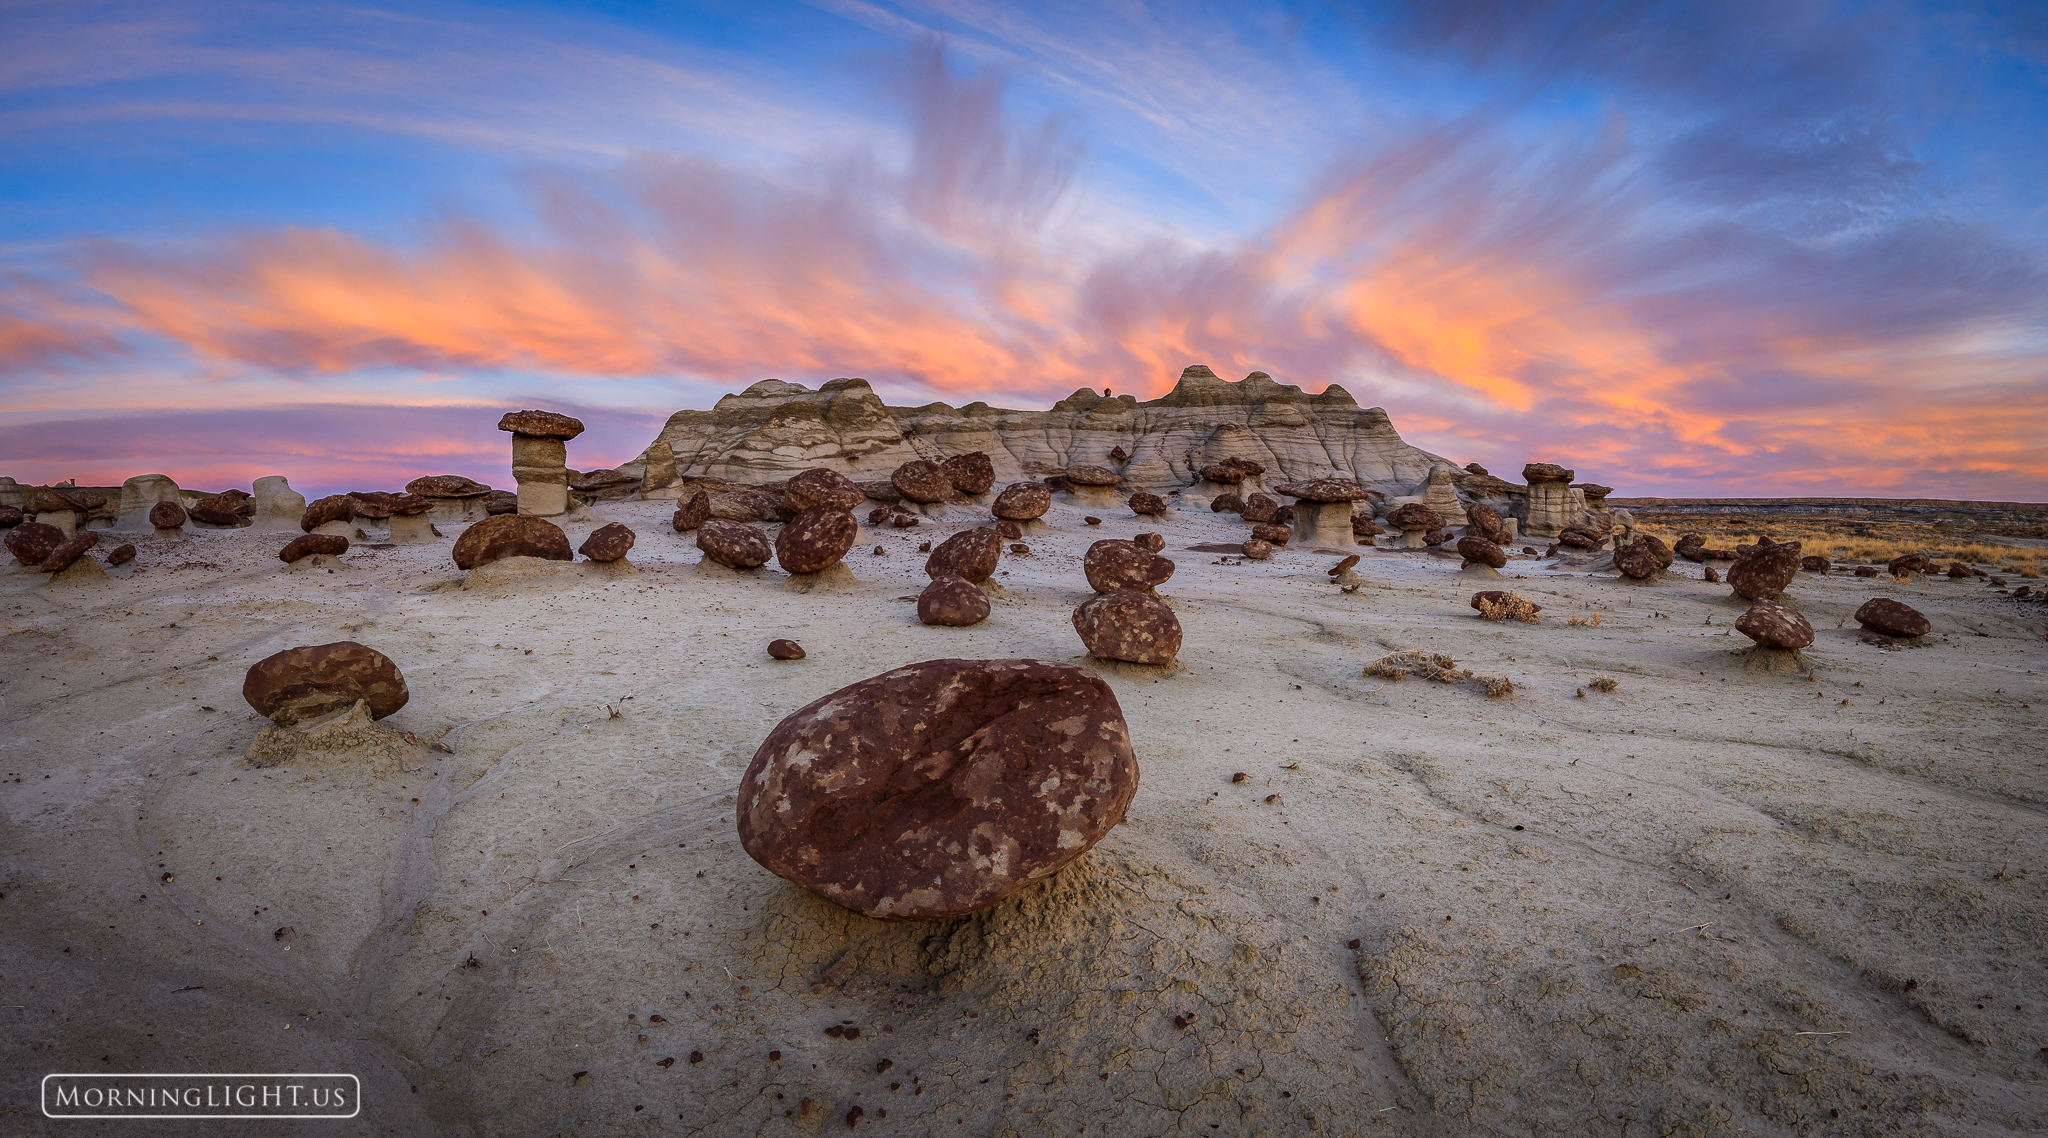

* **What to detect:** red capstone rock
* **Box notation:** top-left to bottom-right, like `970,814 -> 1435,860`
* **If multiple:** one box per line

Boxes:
891,460 -> 952,505
188,496 -> 246,526
107,543 -> 136,565
242,641 -> 409,725
301,494 -> 356,532
1083,539 -> 1174,594
452,514 -> 574,569
991,482 -> 1051,521
1737,599 -> 1814,649
1458,535 -> 1508,569
1240,493 -> 1281,523
1385,503 -> 1442,532
1730,538 -> 1802,600
1063,465 -> 1120,487
406,474 -> 492,498
1272,479 -> 1372,502
786,468 -> 868,512
579,522 -> 637,563
496,409 -> 585,439
279,533 -> 349,563
697,518 -> 773,569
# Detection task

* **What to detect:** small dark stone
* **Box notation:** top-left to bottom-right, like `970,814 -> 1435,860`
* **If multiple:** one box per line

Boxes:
1240,537 -> 1274,561
995,520 -> 1022,540
106,543 -> 136,565
1801,555 -> 1831,573
768,639 -> 806,660
1854,565 -> 1879,578
1328,555 -> 1360,576
1009,542 -> 1029,554
1133,532 -> 1164,553
579,522 -> 637,563
1210,494 -> 1245,514
891,513 -> 919,528
1084,516 -> 1102,525
279,533 -> 348,563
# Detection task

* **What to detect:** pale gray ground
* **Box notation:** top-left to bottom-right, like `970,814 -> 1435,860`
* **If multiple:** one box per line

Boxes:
1,494 -> 2043,1136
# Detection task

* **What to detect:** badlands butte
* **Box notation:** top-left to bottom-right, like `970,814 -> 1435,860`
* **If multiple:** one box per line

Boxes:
1,364 -> 2045,1137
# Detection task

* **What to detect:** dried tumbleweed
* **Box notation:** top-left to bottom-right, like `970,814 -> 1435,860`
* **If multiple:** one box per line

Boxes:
1476,592 -> 1541,623
1363,651 -> 1469,684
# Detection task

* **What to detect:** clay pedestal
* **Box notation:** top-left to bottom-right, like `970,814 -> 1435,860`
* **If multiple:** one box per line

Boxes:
512,435 -> 570,516
1290,501 -> 1358,548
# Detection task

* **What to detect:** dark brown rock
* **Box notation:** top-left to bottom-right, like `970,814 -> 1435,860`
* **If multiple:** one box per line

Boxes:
1352,516 -> 1382,538
768,639 -> 805,660
38,532 -> 100,572
0,505 -> 20,528
1639,533 -> 1674,568
1250,523 -> 1292,546
891,513 -> 920,528
1855,598 -> 1929,637
27,488 -> 79,515
1240,538 -> 1274,561
697,518 -> 773,569
786,468 -> 868,512
1946,561 -> 1974,579
917,575 -> 991,627
1737,599 -> 1814,649
189,496 -> 246,526
1329,555 -> 1360,576
1465,462 -> 1489,477
1801,555 -> 1831,573
736,658 -> 1138,919
301,494 -> 356,532
569,468 -> 638,498
497,409 -> 585,439
1010,543 -> 1030,554
1704,565 -> 1722,584
1576,484 -> 1614,506
107,543 -> 136,565
1674,533 -> 1706,559
1109,445 -> 1129,463
279,533 -> 349,563
452,514 -> 574,569
1210,493 -> 1245,514
990,482 -> 1052,522
149,500 -> 187,530
868,506 -> 892,525
1242,493 -> 1282,523
938,452 -> 996,496
1466,503 -> 1506,543
1073,591 -> 1182,664
1612,540 -> 1660,579
891,460 -> 951,505
406,474 -> 492,498
1064,464 -> 1120,487
483,490 -> 519,514
1558,529 -> 1596,550
1133,532 -> 1165,553
348,491 -> 430,518
1272,505 -> 1295,525
1199,462 -> 1248,484
672,490 -> 711,532
1854,565 -> 1879,577
1729,538 -> 1801,600
925,528 -> 1002,583
1084,516 -> 1101,525
775,507 -> 857,574
1128,491 -> 1166,515
579,522 -> 637,562
995,520 -> 1023,540
1272,479 -> 1372,502
242,641 -> 408,725
1084,540 -> 1174,594
5,521 -> 65,566
1887,553 -> 1929,577
1457,535 -> 1508,569
1384,503 -> 1442,533
1522,463 -> 1574,484
856,479 -> 903,504
1423,529 -> 1453,547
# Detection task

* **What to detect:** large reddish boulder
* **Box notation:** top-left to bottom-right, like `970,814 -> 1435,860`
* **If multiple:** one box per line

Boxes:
1250,523 -> 1292,546
775,506 -> 858,574
672,490 -> 711,532
243,641 -> 409,726
279,534 -> 348,563
917,575 -> 991,627
1240,537 -> 1274,561
697,518 -> 772,569
1241,493 -> 1282,523
991,482 -> 1051,521
736,658 -> 1139,919
496,409 -> 585,439
1210,493 -> 1245,514
925,528 -> 1002,583
149,501 -> 188,530
1457,535 -> 1508,569
301,494 -> 356,532
5,521 -> 66,566
891,460 -> 952,505
1384,503 -> 1442,533
1352,516 -> 1382,538
1736,599 -> 1814,649
1272,479 -> 1372,502
1466,503 -> 1507,544
1730,537 -> 1801,600
1073,591 -> 1182,664
1855,598 -> 1930,637
188,496 -> 246,526
1064,465 -> 1120,487
785,468 -> 867,512
405,474 -> 492,498
1128,492 -> 1166,516
1083,539 -> 1174,594
452,514 -> 574,569
38,532 -> 100,573
579,522 -> 637,562
938,452 -> 996,496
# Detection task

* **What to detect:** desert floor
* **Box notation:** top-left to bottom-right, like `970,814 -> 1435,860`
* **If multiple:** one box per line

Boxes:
2,495 -> 2044,1137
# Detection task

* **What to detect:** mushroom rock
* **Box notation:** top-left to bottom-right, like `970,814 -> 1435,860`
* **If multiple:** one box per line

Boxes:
775,506 -> 858,575
187,495 -> 247,528
1210,493 -> 1245,514
1855,597 -> 1930,637
696,518 -> 773,569
1084,539 -> 1175,594
917,575 -> 991,626
1062,465 -> 1122,508
768,639 -> 805,660
736,657 -> 1138,919
665,490 -> 711,534
1250,523 -> 1292,547
1612,540 -> 1662,582
1133,532 -> 1165,553
1520,462 -> 1581,539
301,494 -> 357,536
149,500 -> 188,539
1241,537 -> 1274,560
1417,464 -> 1469,527
243,475 -> 306,531
991,482 -> 1051,522
243,641 -> 409,726
1577,484 -> 1614,510
499,409 -> 584,517
1466,503 -> 1508,545
925,528 -> 1002,584
1736,598 -> 1814,650
891,459 -> 952,507
1073,590 -> 1183,664
107,543 -> 135,566
579,522 -> 637,563
1274,477 -> 1373,547
640,440 -> 680,498
115,474 -> 184,531
28,488 -> 82,536
406,473 -> 494,523
1457,535 -> 1508,573
37,531 -> 100,573
1729,537 -> 1802,601
1128,491 -> 1167,516
1241,493 -> 1282,524
452,514 -> 575,570
569,468 -> 639,501
938,452 -> 996,496
786,468 -> 867,512
7,521 -> 66,566
377,494 -> 435,542
1384,503 -> 1442,549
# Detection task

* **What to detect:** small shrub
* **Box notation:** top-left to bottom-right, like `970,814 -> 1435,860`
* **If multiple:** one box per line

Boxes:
1477,592 -> 1541,622
1363,651 -> 1469,684
1588,675 -> 1618,693
1566,610 -> 1604,628
1476,674 -> 1516,698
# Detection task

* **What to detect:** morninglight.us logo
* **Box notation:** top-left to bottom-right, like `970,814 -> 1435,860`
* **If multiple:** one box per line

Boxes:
42,1073 -> 360,1119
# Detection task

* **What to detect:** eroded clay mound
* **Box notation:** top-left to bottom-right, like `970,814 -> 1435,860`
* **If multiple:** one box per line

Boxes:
736,658 -> 1139,920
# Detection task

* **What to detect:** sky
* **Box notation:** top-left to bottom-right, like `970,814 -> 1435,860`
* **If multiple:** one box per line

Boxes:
2,0 -> 2045,499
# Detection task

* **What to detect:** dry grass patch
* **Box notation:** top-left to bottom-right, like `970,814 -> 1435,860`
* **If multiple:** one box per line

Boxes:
1476,592 -> 1541,622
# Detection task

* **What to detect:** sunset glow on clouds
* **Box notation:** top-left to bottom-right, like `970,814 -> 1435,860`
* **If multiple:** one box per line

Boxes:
3,0 -> 2045,499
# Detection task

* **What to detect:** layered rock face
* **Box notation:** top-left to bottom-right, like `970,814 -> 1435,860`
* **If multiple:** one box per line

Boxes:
620,366 -> 1460,503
